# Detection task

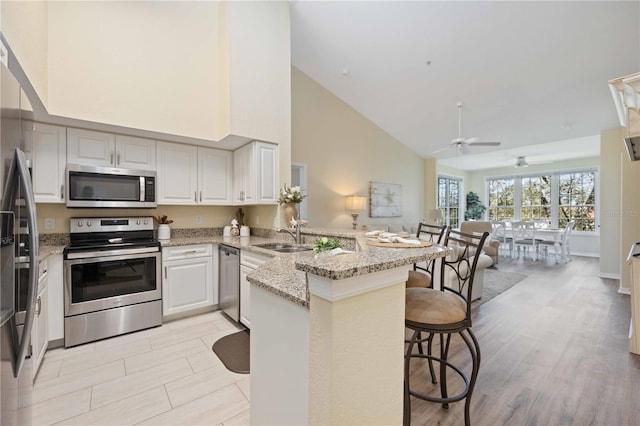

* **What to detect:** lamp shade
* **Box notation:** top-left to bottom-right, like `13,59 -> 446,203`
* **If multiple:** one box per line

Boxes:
428,209 -> 443,221
345,195 -> 366,211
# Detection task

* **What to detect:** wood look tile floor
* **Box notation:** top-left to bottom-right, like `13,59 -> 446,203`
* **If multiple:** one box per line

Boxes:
407,255 -> 640,425
33,311 -> 249,426
34,255 -> 639,425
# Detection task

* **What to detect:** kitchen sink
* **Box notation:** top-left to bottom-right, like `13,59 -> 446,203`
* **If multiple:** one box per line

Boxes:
254,243 -> 313,253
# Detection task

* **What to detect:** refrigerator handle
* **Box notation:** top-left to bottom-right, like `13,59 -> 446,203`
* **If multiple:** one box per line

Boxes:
13,149 -> 39,378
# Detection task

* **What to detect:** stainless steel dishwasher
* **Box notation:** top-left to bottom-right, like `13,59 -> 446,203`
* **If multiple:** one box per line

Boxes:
219,245 -> 240,322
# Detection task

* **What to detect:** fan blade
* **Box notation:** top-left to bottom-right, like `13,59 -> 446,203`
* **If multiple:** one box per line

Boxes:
464,136 -> 479,144
468,141 -> 501,147
431,145 -> 453,155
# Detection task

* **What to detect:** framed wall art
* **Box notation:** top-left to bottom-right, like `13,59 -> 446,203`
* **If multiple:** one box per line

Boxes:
369,181 -> 402,217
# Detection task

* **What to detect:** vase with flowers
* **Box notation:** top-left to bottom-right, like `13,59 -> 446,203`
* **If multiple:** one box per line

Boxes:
278,183 -> 306,227
154,215 -> 173,240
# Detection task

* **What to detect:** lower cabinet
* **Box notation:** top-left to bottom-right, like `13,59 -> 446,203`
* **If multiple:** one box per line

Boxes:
32,258 -> 49,380
162,244 -> 217,318
47,254 -> 64,343
239,251 -> 271,329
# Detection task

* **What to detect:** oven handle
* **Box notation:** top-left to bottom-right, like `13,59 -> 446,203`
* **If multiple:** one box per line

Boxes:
66,246 -> 160,260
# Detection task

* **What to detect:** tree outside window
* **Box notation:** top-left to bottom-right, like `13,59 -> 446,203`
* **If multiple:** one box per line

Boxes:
521,176 -> 551,221
438,176 -> 461,228
558,171 -> 596,231
488,178 -> 515,220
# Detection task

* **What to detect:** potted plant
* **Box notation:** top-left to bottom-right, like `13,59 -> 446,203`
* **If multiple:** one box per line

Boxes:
278,183 -> 306,226
465,192 -> 486,220
154,215 -> 173,240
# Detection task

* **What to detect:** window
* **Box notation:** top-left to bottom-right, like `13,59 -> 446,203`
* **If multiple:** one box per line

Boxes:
438,176 -> 461,228
520,176 -> 551,221
558,171 -> 596,231
486,169 -> 598,232
487,178 -> 515,220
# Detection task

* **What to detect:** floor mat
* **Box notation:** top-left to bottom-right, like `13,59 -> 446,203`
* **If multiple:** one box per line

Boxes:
212,329 -> 250,374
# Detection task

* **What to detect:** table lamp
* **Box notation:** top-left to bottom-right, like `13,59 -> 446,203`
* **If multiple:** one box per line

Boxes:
345,195 -> 367,229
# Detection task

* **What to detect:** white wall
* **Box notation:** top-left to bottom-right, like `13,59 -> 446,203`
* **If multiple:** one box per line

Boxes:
291,67 -> 424,230
47,2 -> 220,141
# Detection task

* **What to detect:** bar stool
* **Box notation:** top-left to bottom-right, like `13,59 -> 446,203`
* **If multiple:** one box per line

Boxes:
406,223 -> 447,288
404,228 -> 488,426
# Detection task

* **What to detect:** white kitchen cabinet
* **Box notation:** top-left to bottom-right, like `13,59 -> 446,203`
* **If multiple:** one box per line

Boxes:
47,254 -> 64,344
233,141 -> 278,205
157,142 -> 232,205
24,122 -> 66,203
32,258 -> 49,380
67,128 -> 156,170
162,244 -> 216,318
239,250 -> 271,329
198,147 -> 233,205
156,142 -> 198,205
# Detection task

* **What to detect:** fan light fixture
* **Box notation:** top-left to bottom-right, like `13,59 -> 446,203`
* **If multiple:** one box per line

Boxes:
514,156 -> 529,168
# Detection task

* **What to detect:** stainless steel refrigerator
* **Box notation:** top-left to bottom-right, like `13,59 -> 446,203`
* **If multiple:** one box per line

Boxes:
1,54 -> 39,425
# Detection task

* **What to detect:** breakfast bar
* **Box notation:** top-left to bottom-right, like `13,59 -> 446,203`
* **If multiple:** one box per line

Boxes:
247,237 -> 449,425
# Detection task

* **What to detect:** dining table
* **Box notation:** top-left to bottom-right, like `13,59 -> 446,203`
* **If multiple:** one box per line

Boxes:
501,221 -> 566,261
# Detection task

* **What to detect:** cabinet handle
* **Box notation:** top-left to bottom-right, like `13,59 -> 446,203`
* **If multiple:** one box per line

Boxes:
35,296 -> 41,316
195,191 -> 197,202
164,266 -> 167,279
110,151 -> 114,165
117,152 -> 121,165
184,250 -> 197,255
60,185 -> 64,200
199,191 -> 202,202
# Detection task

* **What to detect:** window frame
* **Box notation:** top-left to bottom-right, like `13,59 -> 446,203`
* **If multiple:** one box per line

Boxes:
485,168 -> 599,235
437,174 -> 464,229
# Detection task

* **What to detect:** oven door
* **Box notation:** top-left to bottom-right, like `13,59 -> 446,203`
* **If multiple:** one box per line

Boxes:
64,250 -> 161,316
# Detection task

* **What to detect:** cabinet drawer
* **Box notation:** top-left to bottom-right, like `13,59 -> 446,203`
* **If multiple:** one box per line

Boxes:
162,244 -> 212,261
240,251 -> 271,269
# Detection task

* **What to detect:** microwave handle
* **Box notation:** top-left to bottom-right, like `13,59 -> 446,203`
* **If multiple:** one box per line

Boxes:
140,177 -> 145,202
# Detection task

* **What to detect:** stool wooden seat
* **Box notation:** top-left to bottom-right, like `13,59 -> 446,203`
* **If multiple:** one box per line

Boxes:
404,228 -> 488,426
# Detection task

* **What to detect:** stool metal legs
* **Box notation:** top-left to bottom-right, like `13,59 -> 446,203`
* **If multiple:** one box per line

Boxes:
404,328 -> 481,426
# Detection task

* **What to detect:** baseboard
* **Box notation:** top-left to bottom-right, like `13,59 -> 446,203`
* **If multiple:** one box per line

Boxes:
619,287 -> 631,296
570,251 -> 599,258
599,272 -> 621,280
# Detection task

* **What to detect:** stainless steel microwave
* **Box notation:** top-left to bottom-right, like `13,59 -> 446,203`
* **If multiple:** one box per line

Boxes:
66,164 -> 157,208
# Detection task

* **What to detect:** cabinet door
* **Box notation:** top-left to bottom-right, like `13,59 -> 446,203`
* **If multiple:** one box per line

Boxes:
240,265 -> 252,329
67,128 -> 115,166
115,135 -> 156,170
32,274 -> 48,380
26,123 -> 67,203
256,142 -> 278,204
162,256 -> 214,317
47,255 -> 64,342
233,143 -> 254,205
156,142 -> 198,205
198,148 -> 232,205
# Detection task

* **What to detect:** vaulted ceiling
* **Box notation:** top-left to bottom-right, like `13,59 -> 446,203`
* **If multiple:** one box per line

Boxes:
290,1 -> 640,170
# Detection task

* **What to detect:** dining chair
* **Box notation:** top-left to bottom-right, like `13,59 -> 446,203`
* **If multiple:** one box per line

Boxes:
404,228 -> 488,426
490,220 -> 512,257
406,223 -> 447,288
511,221 -> 543,260
539,220 -> 575,263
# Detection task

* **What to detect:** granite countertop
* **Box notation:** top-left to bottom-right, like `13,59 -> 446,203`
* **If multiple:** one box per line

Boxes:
38,228 -> 449,311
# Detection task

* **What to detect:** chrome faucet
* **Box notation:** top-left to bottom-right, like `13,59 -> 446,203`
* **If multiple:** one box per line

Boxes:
276,221 -> 302,244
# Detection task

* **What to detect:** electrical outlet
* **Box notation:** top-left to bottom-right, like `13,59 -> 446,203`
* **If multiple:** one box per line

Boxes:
44,218 -> 56,230
195,215 -> 202,225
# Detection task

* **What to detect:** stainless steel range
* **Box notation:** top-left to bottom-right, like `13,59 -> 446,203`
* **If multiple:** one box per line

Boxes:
63,217 -> 161,347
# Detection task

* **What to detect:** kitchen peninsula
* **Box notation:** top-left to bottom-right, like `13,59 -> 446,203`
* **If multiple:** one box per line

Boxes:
246,230 -> 449,426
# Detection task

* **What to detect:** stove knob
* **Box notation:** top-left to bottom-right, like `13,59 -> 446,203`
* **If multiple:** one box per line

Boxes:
87,220 -> 92,227
136,219 -> 141,225
144,219 -> 148,225
77,220 -> 83,227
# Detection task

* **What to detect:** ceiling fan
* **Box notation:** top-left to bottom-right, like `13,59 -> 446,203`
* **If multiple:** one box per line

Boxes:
432,102 -> 501,155
513,156 -> 553,168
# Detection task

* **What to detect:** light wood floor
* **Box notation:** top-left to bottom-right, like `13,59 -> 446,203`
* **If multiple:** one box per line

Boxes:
32,311 -> 250,425
407,255 -> 640,425
33,255 -> 637,425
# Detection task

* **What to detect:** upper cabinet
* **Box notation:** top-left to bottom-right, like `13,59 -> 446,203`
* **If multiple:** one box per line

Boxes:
156,142 -> 232,205
25,122 -> 67,203
67,128 -> 156,170
233,141 -> 277,205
